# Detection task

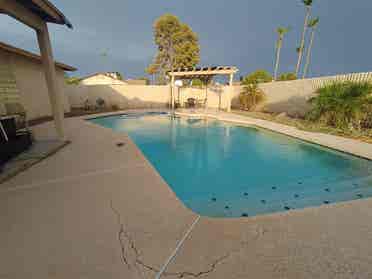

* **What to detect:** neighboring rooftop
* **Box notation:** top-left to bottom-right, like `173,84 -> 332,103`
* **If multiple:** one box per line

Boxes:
80,72 -> 128,85
0,41 -> 76,71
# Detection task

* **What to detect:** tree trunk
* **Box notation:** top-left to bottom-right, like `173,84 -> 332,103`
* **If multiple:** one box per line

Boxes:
295,6 -> 311,77
274,38 -> 282,81
302,28 -> 315,79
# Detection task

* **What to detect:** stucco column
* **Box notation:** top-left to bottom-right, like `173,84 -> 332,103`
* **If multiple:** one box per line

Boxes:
36,22 -> 65,140
227,73 -> 234,112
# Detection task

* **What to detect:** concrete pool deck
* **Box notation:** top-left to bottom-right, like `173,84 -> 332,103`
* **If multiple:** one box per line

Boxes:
1,110 -> 372,278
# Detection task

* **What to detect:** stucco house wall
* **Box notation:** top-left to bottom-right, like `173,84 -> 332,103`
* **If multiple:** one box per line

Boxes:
0,45 -> 74,120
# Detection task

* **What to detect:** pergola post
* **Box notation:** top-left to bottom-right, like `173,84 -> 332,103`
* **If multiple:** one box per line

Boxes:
170,75 -> 175,111
227,73 -> 234,112
37,22 -> 65,140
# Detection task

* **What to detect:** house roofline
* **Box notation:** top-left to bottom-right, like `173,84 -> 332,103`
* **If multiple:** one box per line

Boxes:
0,41 -> 77,71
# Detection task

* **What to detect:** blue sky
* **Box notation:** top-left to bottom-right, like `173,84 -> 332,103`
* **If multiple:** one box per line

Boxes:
1,0 -> 371,79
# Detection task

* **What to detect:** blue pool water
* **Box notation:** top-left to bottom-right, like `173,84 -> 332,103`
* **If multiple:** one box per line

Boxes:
90,112 -> 372,218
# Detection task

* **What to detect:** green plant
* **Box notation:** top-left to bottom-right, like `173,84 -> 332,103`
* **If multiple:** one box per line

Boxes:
242,70 -> 272,85
239,83 -> 266,111
302,17 -> 320,78
306,81 -> 372,130
278,72 -> 297,81
96,98 -> 106,109
274,27 -> 290,80
191,78 -> 204,87
116,72 -> 124,80
64,73 -> 81,85
111,104 -> 120,111
295,0 -> 314,77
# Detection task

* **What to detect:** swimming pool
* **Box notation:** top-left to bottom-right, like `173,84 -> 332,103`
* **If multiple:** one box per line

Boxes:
90,112 -> 372,218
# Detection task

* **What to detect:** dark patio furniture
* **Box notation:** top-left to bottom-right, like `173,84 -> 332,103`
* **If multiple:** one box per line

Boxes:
4,103 -> 28,130
0,116 -> 32,168
186,98 -> 196,108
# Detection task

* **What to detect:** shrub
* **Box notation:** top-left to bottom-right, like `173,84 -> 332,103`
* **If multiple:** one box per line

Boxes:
191,78 -> 204,87
111,104 -> 120,111
239,83 -> 266,111
278,72 -> 297,81
306,81 -> 372,130
242,70 -> 272,85
96,98 -> 106,109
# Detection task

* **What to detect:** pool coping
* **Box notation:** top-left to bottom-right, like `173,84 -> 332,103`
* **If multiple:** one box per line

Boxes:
84,109 -> 372,161
175,111 -> 372,161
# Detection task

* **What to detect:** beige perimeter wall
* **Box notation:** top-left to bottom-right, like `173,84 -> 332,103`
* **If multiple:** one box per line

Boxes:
66,84 -> 241,111
256,80 -> 315,117
256,72 -> 372,117
66,71 -> 372,116
0,48 -> 70,120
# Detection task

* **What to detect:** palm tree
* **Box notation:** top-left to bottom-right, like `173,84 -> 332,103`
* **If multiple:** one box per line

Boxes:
274,27 -> 290,81
295,0 -> 313,77
302,17 -> 320,79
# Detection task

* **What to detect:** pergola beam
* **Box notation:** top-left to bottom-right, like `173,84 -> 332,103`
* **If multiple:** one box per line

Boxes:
168,66 -> 238,112
168,68 -> 238,78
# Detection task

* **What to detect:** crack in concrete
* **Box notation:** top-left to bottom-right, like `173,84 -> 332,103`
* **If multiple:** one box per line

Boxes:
162,253 -> 230,278
110,200 -> 150,279
110,200 -> 265,278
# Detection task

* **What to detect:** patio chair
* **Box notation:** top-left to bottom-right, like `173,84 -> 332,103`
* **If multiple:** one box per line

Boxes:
186,98 -> 196,108
4,102 -> 28,130
196,98 -> 207,109
0,115 -> 32,167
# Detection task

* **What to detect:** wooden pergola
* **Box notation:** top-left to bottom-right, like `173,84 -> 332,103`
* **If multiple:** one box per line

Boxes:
168,66 -> 238,112
0,0 -> 73,140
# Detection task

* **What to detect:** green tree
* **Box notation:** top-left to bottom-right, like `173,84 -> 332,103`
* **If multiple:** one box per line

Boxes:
191,78 -> 204,87
278,72 -> 297,81
115,72 -> 124,80
242,70 -> 273,85
147,14 -> 200,84
295,0 -> 314,77
302,17 -> 320,79
274,27 -> 290,81
64,73 -> 81,85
